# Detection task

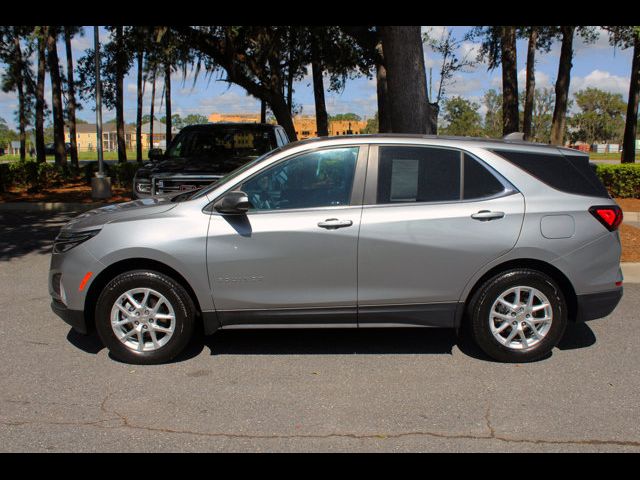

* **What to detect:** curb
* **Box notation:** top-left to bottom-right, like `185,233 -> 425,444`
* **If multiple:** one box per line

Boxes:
624,211 -> 640,223
621,263 -> 640,284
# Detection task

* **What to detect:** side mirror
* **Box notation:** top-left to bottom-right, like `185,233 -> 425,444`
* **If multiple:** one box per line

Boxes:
213,191 -> 252,214
148,148 -> 164,160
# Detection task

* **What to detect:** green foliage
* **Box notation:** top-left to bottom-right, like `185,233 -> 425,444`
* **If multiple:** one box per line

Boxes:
482,89 -> 502,138
595,163 -> 640,198
6,158 -> 73,191
329,113 -> 362,122
110,161 -> 139,187
570,88 -> 627,144
0,116 -> 18,148
82,161 -> 138,187
440,96 -> 483,136
362,112 -> 379,134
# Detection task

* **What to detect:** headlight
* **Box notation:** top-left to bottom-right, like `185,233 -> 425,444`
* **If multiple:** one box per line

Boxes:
53,229 -> 101,254
135,180 -> 151,193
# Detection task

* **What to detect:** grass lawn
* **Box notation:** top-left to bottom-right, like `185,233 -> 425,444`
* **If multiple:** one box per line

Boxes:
588,152 -> 640,162
0,150 -> 142,163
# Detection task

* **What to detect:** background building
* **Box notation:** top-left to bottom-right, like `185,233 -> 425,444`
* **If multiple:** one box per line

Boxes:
207,113 -> 368,139
64,121 -> 179,152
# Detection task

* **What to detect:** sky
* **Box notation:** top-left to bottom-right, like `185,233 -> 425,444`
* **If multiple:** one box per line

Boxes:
0,26 -> 635,129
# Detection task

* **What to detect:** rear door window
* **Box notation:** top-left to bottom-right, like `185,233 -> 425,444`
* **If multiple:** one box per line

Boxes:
376,146 -> 508,204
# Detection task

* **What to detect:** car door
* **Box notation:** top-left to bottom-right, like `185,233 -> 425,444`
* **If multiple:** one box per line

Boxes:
206,145 -> 368,327
357,144 -> 525,327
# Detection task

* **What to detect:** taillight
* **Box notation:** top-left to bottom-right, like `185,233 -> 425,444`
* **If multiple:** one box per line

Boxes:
589,205 -> 623,231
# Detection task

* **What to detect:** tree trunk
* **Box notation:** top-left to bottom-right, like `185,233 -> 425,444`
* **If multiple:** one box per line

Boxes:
375,40 -> 391,133
523,28 -> 538,141
165,62 -> 172,145
136,48 -> 144,163
12,35 -> 26,161
311,55 -> 329,137
115,26 -> 127,163
269,94 -> 297,141
64,27 -> 79,168
260,99 -> 266,123
46,27 -> 67,167
149,70 -> 156,151
501,26 -> 519,136
622,33 -> 640,164
550,26 -> 575,146
35,29 -> 46,163
379,26 -> 431,134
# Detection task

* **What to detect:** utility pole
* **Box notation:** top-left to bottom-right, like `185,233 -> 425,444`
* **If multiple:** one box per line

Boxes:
91,26 -> 111,199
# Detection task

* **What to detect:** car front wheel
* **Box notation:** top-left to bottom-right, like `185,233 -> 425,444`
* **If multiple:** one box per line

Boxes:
95,270 -> 195,364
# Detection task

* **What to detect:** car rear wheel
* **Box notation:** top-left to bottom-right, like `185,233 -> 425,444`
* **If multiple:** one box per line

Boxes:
467,269 -> 567,362
95,270 -> 195,364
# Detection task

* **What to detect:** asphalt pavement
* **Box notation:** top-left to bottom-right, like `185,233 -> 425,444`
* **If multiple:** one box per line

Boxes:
0,208 -> 639,452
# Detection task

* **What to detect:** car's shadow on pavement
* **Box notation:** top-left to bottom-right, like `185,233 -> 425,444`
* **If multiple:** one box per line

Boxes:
65,321 -> 598,363
0,209 -> 87,261
203,328 -> 457,356
557,322 -> 597,350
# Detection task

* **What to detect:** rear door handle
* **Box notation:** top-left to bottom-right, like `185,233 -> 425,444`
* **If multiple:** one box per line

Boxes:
471,210 -> 505,221
318,218 -> 353,229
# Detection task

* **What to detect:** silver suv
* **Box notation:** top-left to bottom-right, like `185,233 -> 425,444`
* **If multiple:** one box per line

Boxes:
49,135 -> 624,364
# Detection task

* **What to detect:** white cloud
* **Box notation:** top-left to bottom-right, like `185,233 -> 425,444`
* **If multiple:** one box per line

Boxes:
570,70 -> 629,96
517,68 -> 552,91
445,76 -> 483,96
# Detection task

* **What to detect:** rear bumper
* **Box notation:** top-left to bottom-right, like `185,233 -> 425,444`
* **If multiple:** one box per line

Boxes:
575,287 -> 623,322
51,299 -> 88,334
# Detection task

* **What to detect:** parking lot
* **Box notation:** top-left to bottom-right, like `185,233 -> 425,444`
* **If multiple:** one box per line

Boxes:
1,208 -> 639,452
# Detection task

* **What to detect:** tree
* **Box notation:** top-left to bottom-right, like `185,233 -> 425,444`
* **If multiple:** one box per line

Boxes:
301,27 -> 372,137
76,27 -> 134,162
362,112 -> 379,133
378,26 -> 432,134
423,27 -> 478,132
483,88 -> 503,138
519,27 -> 555,141
569,88 -> 626,145
440,96 -> 483,136
0,117 -> 18,149
330,113 -> 362,121
0,26 -> 34,161
46,26 -> 67,166
181,113 -> 208,126
64,26 -> 82,168
605,26 -> 640,163
530,87 -> 555,143
33,27 -> 47,163
469,26 -> 519,136
168,26 -> 308,140
549,26 -> 598,145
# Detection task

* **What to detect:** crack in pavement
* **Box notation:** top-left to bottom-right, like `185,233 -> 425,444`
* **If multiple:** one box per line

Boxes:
1,394 -> 639,449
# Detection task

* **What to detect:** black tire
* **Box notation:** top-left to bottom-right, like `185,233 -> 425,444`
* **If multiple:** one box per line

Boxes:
95,270 -> 196,364
466,268 -> 567,363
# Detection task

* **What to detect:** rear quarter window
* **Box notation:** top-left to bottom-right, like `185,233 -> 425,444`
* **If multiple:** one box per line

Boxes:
490,149 -> 610,198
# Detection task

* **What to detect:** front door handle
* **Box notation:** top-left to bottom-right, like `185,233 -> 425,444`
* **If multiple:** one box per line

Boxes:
318,218 -> 353,229
471,210 -> 505,221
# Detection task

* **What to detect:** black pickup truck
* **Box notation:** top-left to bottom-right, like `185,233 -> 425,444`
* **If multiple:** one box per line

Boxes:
132,122 -> 290,198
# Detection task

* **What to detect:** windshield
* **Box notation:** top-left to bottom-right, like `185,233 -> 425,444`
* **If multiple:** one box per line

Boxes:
188,147 -> 284,200
165,127 -> 278,160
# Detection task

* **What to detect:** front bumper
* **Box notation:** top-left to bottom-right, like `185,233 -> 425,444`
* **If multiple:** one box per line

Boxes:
575,287 -> 623,322
51,299 -> 88,334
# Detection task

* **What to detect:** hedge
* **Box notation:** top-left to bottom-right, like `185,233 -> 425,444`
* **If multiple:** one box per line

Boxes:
594,163 -> 640,199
